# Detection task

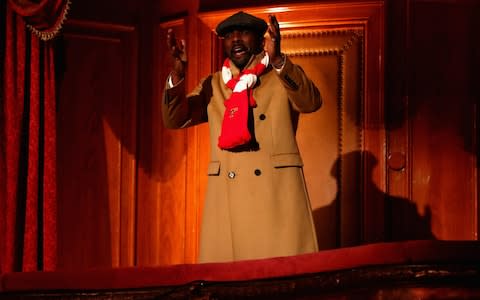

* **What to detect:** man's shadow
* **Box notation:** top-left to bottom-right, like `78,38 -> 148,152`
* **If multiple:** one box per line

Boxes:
312,150 -> 436,250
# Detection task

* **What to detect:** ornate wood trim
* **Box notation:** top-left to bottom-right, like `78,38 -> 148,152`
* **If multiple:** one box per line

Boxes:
2,264 -> 480,299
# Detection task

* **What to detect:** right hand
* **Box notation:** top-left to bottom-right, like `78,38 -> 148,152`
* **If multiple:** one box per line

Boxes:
167,28 -> 187,82
266,14 -> 284,68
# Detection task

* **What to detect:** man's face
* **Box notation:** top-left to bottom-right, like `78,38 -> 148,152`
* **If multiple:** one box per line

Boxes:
223,27 -> 262,70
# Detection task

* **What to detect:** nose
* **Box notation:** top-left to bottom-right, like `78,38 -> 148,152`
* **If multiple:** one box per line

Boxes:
231,30 -> 242,41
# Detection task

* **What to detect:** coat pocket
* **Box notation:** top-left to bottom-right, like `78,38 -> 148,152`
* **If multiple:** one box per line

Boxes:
271,153 -> 304,168
207,161 -> 221,175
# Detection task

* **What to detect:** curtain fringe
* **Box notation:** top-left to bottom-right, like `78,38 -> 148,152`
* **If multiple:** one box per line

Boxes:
26,0 -> 71,41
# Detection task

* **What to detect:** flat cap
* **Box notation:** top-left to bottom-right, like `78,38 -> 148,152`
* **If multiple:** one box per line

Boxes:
216,11 -> 268,37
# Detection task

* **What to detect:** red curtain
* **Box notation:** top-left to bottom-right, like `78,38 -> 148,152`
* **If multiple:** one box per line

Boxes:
0,0 -> 70,274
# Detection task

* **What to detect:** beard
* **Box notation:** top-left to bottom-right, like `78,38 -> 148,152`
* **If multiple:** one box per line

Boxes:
228,43 -> 254,70
229,54 -> 252,70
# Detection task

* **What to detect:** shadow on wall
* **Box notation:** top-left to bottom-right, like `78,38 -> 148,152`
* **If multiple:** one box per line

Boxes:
385,1 -> 479,165
312,150 -> 436,250
55,35 -> 114,270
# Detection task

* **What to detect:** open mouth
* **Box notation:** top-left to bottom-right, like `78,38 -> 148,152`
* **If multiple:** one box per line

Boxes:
231,45 -> 247,58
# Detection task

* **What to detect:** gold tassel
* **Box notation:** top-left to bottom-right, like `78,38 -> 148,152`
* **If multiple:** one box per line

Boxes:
26,0 -> 72,41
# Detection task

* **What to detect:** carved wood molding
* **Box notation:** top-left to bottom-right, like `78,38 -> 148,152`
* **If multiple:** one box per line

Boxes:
63,19 -> 137,41
198,2 -> 383,30
281,27 -> 365,247
281,27 -> 365,154
282,29 -> 363,55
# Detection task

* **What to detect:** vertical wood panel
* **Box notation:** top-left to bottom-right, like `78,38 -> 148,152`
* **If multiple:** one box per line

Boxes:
409,0 -> 478,240
284,28 -> 365,249
57,21 -> 138,269
135,18 -> 189,266
385,0 -> 412,242
386,0 -> 479,241
183,18 -> 215,263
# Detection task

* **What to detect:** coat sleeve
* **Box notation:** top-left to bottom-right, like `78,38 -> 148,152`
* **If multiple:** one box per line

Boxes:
162,75 -> 213,129
277,56 -> 322,113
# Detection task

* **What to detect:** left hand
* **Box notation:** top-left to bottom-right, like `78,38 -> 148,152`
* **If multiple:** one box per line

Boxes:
265,14 -> 283,67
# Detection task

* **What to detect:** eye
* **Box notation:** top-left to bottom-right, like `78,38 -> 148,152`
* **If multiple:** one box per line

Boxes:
224,32 -> 232,39
241,29 -> 251,36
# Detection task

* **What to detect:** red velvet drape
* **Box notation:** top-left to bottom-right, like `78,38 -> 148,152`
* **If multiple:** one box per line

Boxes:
0,0 -> 69,274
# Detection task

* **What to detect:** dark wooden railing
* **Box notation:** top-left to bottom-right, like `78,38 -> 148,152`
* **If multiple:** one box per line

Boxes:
1,240 -> 480,299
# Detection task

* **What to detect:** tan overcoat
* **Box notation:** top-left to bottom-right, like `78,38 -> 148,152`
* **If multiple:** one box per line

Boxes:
163,52 -> 322,263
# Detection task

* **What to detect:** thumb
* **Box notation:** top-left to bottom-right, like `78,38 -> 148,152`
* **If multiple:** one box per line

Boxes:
179,39 -> 187,62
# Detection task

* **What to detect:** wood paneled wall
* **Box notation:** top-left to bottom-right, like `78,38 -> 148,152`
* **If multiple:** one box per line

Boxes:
57,20 -> 138,268
386,0 -> 479,241
56,0 -> 479,269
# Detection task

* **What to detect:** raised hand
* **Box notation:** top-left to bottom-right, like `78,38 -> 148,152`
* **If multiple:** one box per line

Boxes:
265,14 -> 283,67
167,28 -> 186,83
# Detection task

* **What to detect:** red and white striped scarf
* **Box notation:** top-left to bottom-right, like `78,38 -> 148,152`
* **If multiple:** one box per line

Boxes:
218,54 -> 269,149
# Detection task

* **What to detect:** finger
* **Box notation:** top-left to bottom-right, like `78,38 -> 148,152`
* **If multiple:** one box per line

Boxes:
267,27 -> 278,44
268,15 -> 275,33
267,24 -> 274,38
167,30 -> 183,59
268,15 -> 280,41
268,14 -> 274,25
270,15 -> 279,30
179,39 -> 187,62
267,22 -> 276,39
167,29 -> 176,49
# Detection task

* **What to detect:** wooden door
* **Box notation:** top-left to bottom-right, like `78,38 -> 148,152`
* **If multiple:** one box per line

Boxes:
386,0 -> 479,241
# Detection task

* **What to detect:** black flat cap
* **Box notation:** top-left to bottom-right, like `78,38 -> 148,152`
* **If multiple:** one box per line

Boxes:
216,11 -> 268,37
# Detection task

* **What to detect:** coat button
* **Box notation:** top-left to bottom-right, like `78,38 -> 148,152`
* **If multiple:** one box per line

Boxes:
254,169 -> 261,176
259,114 -> 266,120
228,171 -> 236,179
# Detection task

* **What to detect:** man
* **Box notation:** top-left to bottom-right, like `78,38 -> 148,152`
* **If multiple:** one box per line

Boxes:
163,11 -> 322,263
